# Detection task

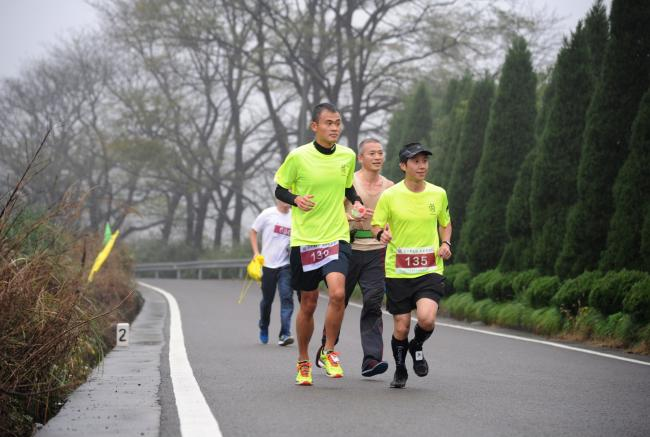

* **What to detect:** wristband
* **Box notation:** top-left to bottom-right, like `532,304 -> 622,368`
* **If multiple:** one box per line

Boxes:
376,230 -> 384,242
442,240 -> 451,248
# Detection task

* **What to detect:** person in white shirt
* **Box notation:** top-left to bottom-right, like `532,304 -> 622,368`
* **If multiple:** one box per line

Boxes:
250,200 -> 295,346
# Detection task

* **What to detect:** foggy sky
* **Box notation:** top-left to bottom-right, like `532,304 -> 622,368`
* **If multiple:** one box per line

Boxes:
0,0 -> 609,80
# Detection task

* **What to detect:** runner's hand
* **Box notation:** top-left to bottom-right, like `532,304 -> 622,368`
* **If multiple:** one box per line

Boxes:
350,201 -> 370,222
438,243 -> 452,260
380,226 -> 392,244
295,194 -> 315,211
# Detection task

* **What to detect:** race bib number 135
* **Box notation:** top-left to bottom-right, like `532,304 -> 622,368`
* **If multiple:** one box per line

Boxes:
395,247 -> 436,274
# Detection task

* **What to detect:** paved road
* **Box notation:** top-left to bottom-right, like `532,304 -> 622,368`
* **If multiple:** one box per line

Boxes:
140,279 -> 649,437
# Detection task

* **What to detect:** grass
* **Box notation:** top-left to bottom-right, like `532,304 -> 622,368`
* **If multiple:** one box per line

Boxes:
0,134 -> 140,436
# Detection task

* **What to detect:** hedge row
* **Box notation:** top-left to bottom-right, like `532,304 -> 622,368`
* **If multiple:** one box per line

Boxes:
444,264 -> 650,323
442,292 -> 650,350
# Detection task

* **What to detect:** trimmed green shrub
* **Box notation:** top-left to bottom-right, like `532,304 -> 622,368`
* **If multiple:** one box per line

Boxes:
469,298 -> 499,324
442,292 -> 474,320
589,270 -> 648,315
512,269 -> 541,299
594,312 -> 637,345
622,277 -> 650,323
495,302 -> 529,328
526,276 -> 561,308
574,307 -> 605,339
469,269 -> 499,301
613,314 -> 637,345
453,268 -> 472,293
483,270 -> 505,300
637,323 -> 650,351
551,270 -> 603,315
486,272 -> 517,302
444,263 -> 471,295
530,307 -> 564,336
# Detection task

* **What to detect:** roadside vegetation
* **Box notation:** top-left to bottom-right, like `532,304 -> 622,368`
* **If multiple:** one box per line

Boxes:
0,143 -> 140,436
440,264 -> 650,354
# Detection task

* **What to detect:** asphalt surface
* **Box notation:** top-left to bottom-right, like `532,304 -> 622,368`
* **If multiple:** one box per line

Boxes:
146,279 -> 650,437
37,287 -> 166,436
40,278 -> 650,436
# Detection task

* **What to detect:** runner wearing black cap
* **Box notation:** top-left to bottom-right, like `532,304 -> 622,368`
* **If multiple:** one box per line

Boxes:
371,142 -> 452,388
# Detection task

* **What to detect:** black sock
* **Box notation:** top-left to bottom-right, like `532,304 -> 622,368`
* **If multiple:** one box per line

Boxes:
391,336 -> 409,367
321,332 -> 340,348
413,324 -> 434,346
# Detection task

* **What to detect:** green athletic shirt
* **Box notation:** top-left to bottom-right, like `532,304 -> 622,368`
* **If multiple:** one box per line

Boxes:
275,142 -> 356,246
372,181 -> 451,278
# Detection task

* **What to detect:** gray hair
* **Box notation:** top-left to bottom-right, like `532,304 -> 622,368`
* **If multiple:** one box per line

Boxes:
358,138 -> 383,155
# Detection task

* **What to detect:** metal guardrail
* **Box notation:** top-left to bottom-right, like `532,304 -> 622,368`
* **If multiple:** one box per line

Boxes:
134,258 -> 249,279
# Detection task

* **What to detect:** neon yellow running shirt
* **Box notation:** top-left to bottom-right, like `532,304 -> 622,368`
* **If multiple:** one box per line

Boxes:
372,181 -> 451,278
275,143 -> 356,246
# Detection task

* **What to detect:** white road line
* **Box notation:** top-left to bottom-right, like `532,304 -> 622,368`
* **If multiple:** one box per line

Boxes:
139,282 -> 223,437
330,296 -> 650,367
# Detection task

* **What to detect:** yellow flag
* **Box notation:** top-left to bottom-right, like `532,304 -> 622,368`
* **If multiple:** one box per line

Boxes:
88,230 -> 120,283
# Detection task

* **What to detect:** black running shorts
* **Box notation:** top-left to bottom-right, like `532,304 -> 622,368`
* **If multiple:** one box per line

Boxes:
385,273 -> 446,315
290,240 -> 351,292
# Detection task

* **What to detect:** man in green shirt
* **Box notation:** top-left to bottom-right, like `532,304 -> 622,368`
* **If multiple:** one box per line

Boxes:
371,142 -> 452,388
274,103 -> 366,386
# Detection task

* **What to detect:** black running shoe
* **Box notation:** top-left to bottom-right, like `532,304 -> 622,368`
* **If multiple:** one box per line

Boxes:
315,344 -> 325,368
408,340 -> 429,377
362,360 -> 389,377
390,366 -> 408,388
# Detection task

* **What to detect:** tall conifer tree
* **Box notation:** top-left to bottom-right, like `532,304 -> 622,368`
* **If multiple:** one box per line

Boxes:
583,0 -> 609,81
386,109 -> 406,177
384,81 -> 434,182
642,212 -> 650,270
499,148 -> 537,271
446,76 -> 495,260
436,74 -> 473,186
601,89 -> 650,270
461,37 -> 537,273
530,4 -> 608,275
557,0 -> 650,277
499,54 -> 561,272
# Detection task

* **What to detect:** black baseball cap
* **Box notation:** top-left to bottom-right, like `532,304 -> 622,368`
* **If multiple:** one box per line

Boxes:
398,142 -> 432,162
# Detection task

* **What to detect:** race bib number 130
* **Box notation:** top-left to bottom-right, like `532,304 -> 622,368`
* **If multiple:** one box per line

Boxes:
395,247 -> 436,274
300,241 -> 340,272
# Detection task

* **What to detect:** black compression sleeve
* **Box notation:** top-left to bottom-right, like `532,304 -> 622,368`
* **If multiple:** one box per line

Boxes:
345,185 -> 363,204
275,184 -> 297,206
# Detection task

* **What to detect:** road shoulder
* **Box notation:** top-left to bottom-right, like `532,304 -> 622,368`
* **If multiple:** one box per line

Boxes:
36,288 -> 166,436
